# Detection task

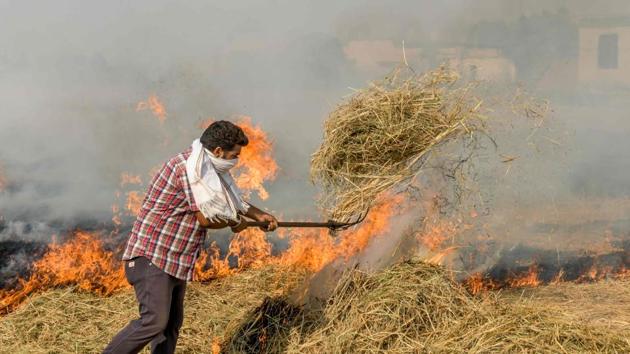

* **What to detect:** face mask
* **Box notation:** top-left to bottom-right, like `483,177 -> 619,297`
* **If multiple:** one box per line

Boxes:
205,148 -> 238,173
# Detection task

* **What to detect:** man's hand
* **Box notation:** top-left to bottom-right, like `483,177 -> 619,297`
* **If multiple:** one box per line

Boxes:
257,212 -> 278,232
241,204 -> 278,232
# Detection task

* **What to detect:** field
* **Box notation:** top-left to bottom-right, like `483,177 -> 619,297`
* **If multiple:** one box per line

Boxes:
1,263 -> 629,354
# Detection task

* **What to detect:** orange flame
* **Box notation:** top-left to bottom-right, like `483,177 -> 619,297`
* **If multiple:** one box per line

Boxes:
194,229 -> 273,282
508,264 -> 542,288
192,195 -> 405,281
199,117 -> 278,199
113,173 -> 144,224
136,94 -> 167,124
0,231 -> 127,314
417,221 -> 456,252
276,194 -> 405,272
234,117 -> 278,200
194,243 -> 233,281
120,173 -> 142,187
11,116 -> 630,318
125,191 -> 144,216
424,247 -> 458,265
112,200 -> 122,226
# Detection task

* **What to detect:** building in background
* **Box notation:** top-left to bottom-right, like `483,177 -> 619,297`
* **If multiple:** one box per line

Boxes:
578,18 -> 630,87
344,40 -> 516,83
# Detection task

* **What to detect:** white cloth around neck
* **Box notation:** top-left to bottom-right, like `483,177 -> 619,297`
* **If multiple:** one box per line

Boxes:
185,139 -> 249,222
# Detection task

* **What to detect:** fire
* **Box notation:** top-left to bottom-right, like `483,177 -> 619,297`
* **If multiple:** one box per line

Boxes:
418,221 -> 456,252
194,229 -> 273,282
465,266 -> 545,295
276,195 -> 405,272
464,259 -> 630,295
199,117 -> 278,199
508,264 -> 542,288
424,247 -> 458,265
194,243 -> 233,281
126,191 -> 144,216
112,173 -> 145,225
233,117 -> 278,200
120,173 -> 142,187
464,273 -> 489,295
0,231 -> 127,314
193,194 -> 404,280
274,228 -> 333,272
336,194 -> 404,258
112,200 -> 122,226
5,112 -> 630,320
136,94 -> 167,124
577,262 -> 630,283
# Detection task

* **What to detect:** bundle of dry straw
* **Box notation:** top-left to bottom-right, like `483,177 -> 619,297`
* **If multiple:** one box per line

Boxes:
290,261 -> 630,353
220,260 -> 630,353
311,67 -> 484,222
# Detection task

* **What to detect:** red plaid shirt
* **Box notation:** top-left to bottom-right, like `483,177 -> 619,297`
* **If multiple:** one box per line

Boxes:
123,147 -> 206,280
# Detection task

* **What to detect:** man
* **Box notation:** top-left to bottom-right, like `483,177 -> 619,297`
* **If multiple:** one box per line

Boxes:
103,120 -> 278,354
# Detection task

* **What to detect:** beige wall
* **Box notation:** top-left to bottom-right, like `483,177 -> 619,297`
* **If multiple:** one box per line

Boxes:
343,40 -> 422,73
579,26 -> 630,86
344,40 -> 515,83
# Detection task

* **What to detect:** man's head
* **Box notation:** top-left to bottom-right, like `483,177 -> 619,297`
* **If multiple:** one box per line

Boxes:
200,120 -> 248,160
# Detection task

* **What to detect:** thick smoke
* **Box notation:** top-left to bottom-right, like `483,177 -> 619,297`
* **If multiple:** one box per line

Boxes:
1,0 -> 630,267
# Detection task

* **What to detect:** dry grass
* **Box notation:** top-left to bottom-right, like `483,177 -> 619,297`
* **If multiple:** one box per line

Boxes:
222,261 -> 630,353
0,266 -> 306,354
284,261 -> 630,353
310,67 -> 484,222
501,278 -> 630,332
2,261 -> 629,354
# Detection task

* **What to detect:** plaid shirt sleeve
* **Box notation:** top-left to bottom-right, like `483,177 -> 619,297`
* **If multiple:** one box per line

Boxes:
122,148 -> 206,280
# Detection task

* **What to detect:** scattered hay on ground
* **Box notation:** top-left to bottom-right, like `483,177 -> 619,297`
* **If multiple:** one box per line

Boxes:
501,278 -> 630,332
310,67 -> 484,222
2,261 -> 629,354
0,266 -> 305,354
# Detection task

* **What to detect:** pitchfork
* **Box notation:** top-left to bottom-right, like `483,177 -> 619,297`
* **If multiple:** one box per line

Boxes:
244,212 -> 368,232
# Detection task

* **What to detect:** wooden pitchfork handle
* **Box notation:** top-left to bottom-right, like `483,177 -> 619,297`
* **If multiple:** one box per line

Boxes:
245,214 -> 368,231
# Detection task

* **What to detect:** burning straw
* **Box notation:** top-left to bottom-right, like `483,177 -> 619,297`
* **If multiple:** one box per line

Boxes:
310,67 -> 484,222
218,260 -> 630,353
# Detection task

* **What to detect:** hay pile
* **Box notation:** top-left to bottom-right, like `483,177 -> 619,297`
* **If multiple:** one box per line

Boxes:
221,260 -> 630,353
310,67 -> 484,221
290,261 -> 630,353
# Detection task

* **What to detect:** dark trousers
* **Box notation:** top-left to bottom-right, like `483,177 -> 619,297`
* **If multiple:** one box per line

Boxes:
103,256 -> 186,354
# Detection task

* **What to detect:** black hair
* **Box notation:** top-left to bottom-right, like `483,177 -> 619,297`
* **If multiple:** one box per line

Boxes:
200,120 -> 249,151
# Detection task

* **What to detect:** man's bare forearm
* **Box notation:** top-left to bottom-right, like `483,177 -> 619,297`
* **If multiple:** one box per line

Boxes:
194,212 -> 237,229
243,204 -> 267,221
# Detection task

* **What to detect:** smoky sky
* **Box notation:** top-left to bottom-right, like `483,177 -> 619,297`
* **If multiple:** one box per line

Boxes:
1,0 -> 630,241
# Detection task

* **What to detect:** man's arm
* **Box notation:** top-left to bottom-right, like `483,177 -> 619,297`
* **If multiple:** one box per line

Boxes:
242,204 -> 278,231
194,212 -> 252,233
194,206 -> 278,232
